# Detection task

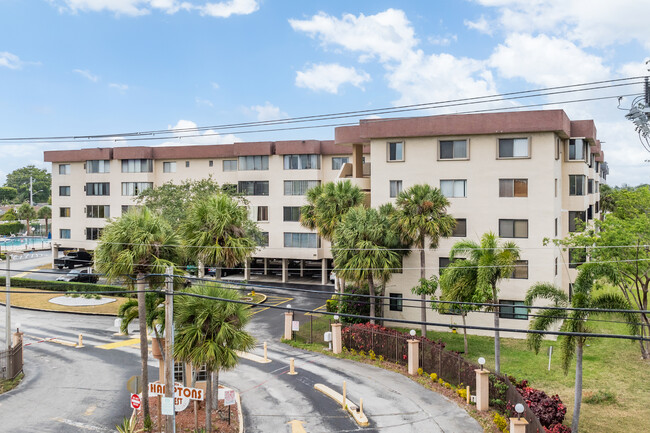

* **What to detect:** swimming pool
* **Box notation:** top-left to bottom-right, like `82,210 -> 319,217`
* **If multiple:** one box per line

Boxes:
0,236 -> 50,248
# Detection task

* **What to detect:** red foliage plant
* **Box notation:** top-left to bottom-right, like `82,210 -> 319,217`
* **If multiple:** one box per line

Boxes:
518,387 -> 567,428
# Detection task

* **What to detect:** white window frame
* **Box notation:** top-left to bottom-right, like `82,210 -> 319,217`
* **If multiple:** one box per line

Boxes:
387,141 -> 404,162
440,179 -> 467,198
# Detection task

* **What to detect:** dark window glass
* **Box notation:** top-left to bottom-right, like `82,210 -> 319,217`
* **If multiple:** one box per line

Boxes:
569,248 -> 587,269
510,260 -> 528,279
283,207 -> 301,222
499,300 -> 528,320
568,211 -> 586,232
499,219 -> 528,238
452,219 -> 466,237
389,293 -> 403,311
238,181 -> 269,196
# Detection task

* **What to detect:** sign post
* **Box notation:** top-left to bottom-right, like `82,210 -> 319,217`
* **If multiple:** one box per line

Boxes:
164,267 -> 175,433
224,389 -> 236,425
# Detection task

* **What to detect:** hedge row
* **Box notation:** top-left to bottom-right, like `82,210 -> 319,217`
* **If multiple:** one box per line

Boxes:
0,276 -> 130,295
0,222 -> 25,235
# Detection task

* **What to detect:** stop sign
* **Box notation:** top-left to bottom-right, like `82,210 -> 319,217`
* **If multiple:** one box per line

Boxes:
131,393 -> 141,410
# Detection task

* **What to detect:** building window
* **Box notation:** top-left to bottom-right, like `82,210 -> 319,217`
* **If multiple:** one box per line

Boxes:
569,175 -> 586,196
185,161 -> 190,168
284,232 -> 319,248
569,247 -> 587,269
256,206 -> 268,222
86,205 -> 110,218
284,180 -> 320,196
256,232 -> 269,247
163,162 -> 176,173
209,160 -> 213,167
59,164 -> 71,175
223,160 -> 237,171
555,138 -> 561,160
498,138 -> 529,158
452,219 -> 466,237
174,362 -> 184,384
387,141 -> 404,161
59,207 -> 70,217
122,205 -> 135,214
195,365 -> 207,382
238,181 -> 269,196
389,293 -> 403,312
499,179 -> 528,197
587,178 -> 594,194
86,160 -> 110,173
86,182 -> 110,196
595,201 -> 599,214
554,178 -> 558,198
59,186 -> 71,196
332,157 -> 349,170
439,140 -> 468,159
85,227 -> 102,240
568,139 -> 586,161
121,182 -> 152,196
121,159 -> 153,173
238,155 -> 269,170
510,260 -> 528,279
60,229 -> 71,239
439,257 -> 451,275
568,211 -> 586,232
389,180 -> 402,198
440,180 -> 466,198
283,206 -> 301,222
499,300 -> 528,320
283,154 -> 320,170
222,184 -> 237,195
555,257 -> 558,276
555,218 -> 558,237
499,219 -> 528,238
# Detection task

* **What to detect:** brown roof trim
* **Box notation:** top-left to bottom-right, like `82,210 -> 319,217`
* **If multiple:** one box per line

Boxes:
570,120 -> 597,141
43,148 -> 113,163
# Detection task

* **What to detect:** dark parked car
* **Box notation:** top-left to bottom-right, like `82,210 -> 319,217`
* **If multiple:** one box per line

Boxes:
54,250 -> 94,269
56,269 -> 99,283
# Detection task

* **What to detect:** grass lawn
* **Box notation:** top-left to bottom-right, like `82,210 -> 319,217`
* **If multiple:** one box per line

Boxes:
0,373 -> 24,395
296,314 -> 649,433
0,287 -> 129,315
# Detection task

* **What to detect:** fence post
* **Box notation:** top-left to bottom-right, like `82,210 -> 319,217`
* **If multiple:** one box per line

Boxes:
407,338 -> 419,376
458,354 -> 461,385
284,312 -> 293,340
475,368 -> 490,411
331,323 -> 342,354
510,417 -> 529,433
395,334 -> 398,362
438,345 -> 441,376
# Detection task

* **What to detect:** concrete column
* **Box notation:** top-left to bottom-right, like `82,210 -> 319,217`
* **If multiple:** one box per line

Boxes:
352,143 -> 364,178
475,369 -> 490,411
197,259 -> 204,279
331,323 -> 342,354
12,331 -> 23,347
51,244 -> 59,268
321,259 -> 328,285
263,258 -> 268,275
282,259 -> 288,283
284,312 -> 293,340
299,260 -> 304,277
510,418 -> 528,433
407,339 -> 420,376
244,259 -> 251,281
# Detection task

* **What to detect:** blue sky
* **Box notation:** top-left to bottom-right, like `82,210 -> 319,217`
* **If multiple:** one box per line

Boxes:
1,0 -> 648,186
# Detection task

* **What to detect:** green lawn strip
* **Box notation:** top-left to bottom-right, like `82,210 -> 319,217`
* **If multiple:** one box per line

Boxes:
0,373 -> 24,395
288,315 -> 648,433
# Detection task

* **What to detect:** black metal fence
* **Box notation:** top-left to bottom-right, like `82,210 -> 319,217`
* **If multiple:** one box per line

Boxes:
342,325 -> 545,431
1,341 -> 23,380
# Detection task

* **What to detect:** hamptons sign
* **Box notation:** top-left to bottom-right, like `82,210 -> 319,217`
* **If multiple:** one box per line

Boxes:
149,382 -> 205,401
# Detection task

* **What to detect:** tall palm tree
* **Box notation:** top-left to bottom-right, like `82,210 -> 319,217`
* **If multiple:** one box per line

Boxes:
95,207 -> 181,422
448,232 -> 519,373
525,264 -> 638,433
181,194 -> 258,280
173,283 -> 255,432
17,202 -> 37,236
394,184 -> 455,336
37,206 -> 52,236
301,181 -> 365,292
117,292 -> 166,337
333,206 -> 402,324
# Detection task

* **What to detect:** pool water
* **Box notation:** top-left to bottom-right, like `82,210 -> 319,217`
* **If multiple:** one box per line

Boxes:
0,237 -> 50,247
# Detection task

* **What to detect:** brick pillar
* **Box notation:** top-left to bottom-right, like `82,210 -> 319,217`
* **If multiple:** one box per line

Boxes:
284,312 -> 293,340
12,331 -> 23,347
331,323 -> 342,354
510,418 -> 528,433
407,339 -> 420,376
475,369 -> 490,411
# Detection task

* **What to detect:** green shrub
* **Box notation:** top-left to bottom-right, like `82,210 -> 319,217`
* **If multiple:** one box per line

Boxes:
0,276 -> 128,295
325,297 -> 339,313
0,222 -> 24,235
337,284 -> 381,324
493,412 -> 509,432
584,390 -> 617,405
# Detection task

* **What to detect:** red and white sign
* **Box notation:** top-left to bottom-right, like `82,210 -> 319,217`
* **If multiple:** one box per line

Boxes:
130,393 -> 141,410
224,389 -> 236,406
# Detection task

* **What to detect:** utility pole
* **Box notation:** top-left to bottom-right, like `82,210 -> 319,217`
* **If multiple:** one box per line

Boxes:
164,266 -> 176,433
5,254 -> 11,351
29,176 -> 33,206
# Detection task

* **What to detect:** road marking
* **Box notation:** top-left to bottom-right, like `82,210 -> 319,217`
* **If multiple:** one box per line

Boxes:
24,334 -> 77,347
305,304 -> 327,316
84,405 -> 97,416
97,338 -> 140,350
287,419 -> 307,433
250,295 -> 293,316
236,350 -> 272,364
53,417 -> 113,432
13,265 -> 45,278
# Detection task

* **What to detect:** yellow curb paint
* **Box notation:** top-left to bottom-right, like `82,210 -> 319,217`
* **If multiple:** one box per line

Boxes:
250,296 -> 293,316
97,338 -> 140,350
84,405 -> 97,416
235,350 -> 272,364
287,420 -> 307,433
314,383 -> 369,427
305,304 -> 327,317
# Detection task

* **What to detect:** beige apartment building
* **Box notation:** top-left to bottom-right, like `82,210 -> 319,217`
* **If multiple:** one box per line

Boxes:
44,109 -> 607,335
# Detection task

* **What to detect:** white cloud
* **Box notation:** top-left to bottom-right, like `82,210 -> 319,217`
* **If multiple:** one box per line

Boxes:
199,0 -> 258,18
0,52 -> 24,70
73,68 -> 99,82
295,63 -> 370,94
249,102 -> 287,121
464,15 -> 492,35
471,0 -> 650,48
290,9 -> 418,63
428,34 -> 458,46
210,82 -> 220,90
489,33 -> 610,87
195,97 -> 214,107
109,83 -> 129,92
159,119 -> 241,145
49,0 -> 258,17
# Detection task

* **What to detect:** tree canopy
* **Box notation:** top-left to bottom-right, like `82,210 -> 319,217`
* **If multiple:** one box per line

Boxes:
0,187 -> 17,203
4,165 -> 51,204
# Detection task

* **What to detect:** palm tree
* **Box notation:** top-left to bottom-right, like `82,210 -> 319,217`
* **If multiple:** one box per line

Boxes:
525,264 -> 637,433
181,194 -> 258,280
117,292 -> 166,336
173,283 -> 256,432
448,232 -> 519,373
333,206 -> 402,324
17,202 -> 37,236
37,206 -> 52,236
95,207 -> 181,422
394,184 -> 456,336
301,181 -> 365,292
